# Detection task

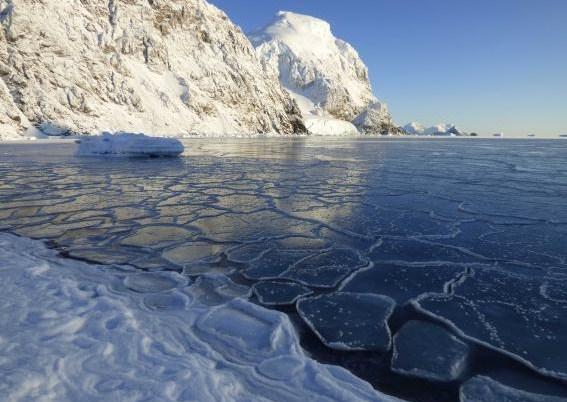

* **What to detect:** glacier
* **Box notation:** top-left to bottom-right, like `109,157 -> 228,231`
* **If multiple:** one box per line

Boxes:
0,232 -> 397,402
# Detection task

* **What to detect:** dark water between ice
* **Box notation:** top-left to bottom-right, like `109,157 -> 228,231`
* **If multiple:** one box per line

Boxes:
1,138 -> 567,401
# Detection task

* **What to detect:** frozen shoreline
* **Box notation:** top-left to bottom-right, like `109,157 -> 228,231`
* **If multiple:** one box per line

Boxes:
0,232 -> 397,402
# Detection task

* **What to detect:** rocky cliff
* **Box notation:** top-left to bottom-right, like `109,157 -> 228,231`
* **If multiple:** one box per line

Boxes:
0,0 -> 306,139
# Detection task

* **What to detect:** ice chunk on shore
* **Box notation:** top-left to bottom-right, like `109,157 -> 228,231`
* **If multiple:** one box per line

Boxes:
460,376 -> 566,402
391,321 -> 470,382
76,133 -> 184,157
0,233 -> 396,402
297,292 -> 396,352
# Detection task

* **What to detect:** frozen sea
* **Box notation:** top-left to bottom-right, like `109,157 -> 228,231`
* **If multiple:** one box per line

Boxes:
1,137 -> 567,402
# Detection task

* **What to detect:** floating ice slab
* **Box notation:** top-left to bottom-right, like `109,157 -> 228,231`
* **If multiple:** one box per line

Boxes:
460,376 -> 566,402
370,238 -> 482,264
253,281 -> 313,306
281,248 -> 367,288
341,263 -> 466,304
0,233 -> 396,402
297,292 -> 396,352
391,321 -> 470,382
184,274 -> 252,306
76,133 -> 184,157
414,269 -> 567,380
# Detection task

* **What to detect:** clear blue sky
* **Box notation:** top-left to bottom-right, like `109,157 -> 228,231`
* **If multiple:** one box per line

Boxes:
209,0 -> 567,136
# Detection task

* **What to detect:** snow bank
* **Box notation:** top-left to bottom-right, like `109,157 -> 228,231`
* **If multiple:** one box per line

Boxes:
76,133 -> 184,157
0,233 -> 398,402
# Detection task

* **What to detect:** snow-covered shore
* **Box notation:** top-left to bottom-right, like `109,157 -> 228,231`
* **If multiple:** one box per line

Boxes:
0,233 -> 397,402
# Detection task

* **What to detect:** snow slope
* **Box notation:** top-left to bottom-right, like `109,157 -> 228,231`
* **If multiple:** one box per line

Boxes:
250,11 -> 398,135
0,0 -> 305,139
0,233 -> 399,402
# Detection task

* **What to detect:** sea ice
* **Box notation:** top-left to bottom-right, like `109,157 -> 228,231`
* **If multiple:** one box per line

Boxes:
122,271 -> 187,293
460,376 -> 566,402
76,133 -> 184,157
391,321 -> 470,382
414,268 -> 567,380
370,238 -> 482,264
253,281 -> 313,306
341,263 -> 466,304
281,248 -> 367,288
184,274 -> 252,306
297,292 -> 396,352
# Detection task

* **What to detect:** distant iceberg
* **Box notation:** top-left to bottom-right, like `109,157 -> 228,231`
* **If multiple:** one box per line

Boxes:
76,132 -> 184,157
403,122 -> 466,136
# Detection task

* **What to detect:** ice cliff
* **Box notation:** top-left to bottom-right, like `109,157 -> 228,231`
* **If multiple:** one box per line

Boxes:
0,0 -> 306,139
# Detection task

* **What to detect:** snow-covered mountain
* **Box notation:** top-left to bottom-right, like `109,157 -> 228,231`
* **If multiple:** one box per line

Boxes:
250,11 -> 399,136
403,122 -> 465,136
0,0 -> 306,139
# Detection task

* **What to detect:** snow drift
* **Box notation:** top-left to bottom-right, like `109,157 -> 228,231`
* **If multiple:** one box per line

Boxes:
0,0 -> 306,139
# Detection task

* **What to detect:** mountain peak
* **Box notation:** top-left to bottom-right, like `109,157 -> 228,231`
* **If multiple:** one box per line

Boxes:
251,11 -> 399,135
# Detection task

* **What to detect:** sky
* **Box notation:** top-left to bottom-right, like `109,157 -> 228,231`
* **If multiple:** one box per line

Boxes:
208,0 -> 567,137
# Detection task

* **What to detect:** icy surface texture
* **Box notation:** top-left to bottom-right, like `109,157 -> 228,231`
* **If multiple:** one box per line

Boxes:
460,376 -> 566,402
297,292 -> 396,352
76,133 -> 184,157
414,268 -> 567,380
253,281 -> 313,306
0,0 -> 305,138
186,274 -> 252,306
391,321 -> 470,382
1,138 -> 567,400
341,263 -> 467,304
0,233 -> 394,402
251,12 -> 397,135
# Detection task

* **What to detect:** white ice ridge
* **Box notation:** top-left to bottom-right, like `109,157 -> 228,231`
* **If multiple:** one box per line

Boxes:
0,233 -> 399,402
76,132 -> 184,157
